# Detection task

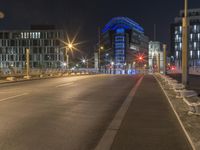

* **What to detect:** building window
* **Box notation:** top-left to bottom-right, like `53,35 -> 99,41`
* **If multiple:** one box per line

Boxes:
176,51 -> 179,58
194,42 -> 197,50
190,51 -> 193,58
194,25 -> 197,32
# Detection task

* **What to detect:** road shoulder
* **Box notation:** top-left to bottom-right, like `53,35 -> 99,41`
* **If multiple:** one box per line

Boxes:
155,74 -> 200,150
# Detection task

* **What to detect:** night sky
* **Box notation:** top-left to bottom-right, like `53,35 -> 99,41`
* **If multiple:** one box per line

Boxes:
0,0 -> 200,55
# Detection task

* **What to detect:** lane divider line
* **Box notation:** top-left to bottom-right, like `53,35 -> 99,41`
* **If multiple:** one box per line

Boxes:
0,93 -> 29,102
95,75 -> 144,150
55,82 -> 74,88
154,75 -> 196,150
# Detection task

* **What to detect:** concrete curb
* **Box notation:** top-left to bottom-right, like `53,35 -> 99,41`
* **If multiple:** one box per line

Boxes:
154,75 -> 196,150
95,75 -> 144,150
0,74 -> 95,85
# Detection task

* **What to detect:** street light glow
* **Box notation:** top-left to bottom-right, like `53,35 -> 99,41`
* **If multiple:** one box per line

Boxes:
82,59 -> 86,63
68,43 -> 73,49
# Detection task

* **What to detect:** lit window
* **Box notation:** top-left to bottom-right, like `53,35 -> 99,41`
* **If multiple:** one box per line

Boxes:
27,32 -> 29,38
194,25 -> 197,32
198,51 -> 200,58
30,32 -> 33,38
176,51 -> 179,58
21,32 -> 23,38
33,33 -> 35,38
190,34 -> 193,41
179,43 -> 182,50
24,32 -> 27,39
194,42 -> 197,49
179,26 -> 182,32
175,35 -> 179,41
190,51 -> 193,58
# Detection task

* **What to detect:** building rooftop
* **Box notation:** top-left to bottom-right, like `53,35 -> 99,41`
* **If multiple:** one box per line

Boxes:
102,17 -> 144,34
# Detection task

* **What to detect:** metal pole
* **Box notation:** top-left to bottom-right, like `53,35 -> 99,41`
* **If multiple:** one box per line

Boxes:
98,27 -> 101,73
182,0 -> 189,86
66,48 -> 69,71
158,52 -> 160,73
163,44 -> 167,75
66,53 -> 69,70
26,48 -> 30,77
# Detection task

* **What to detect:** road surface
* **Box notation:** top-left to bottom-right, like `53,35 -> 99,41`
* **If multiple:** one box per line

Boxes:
0,74 -> 193,150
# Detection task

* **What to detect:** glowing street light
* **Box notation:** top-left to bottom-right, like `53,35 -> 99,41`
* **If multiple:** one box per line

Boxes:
82,59 -> 86,63
59,33 -> 83,71
68,43 -> 73,50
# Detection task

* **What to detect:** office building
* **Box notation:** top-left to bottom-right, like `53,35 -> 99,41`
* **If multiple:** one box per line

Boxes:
171,9 -> 200,71
100,17 -> 149,74
0,25 -> 66,74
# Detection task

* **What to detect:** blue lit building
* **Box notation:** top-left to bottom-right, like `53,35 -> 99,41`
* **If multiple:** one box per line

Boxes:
100,17 -> 149,74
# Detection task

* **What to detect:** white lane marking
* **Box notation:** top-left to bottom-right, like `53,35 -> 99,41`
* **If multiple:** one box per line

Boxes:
0,93 -> 29,102
55,82 -> 74,88
95,75 -> 144,150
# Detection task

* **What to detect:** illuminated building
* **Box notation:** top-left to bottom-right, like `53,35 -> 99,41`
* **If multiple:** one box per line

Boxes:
100,17 -> 149,74
148,41 -> 163,73
171,9 -> 200,71
0,25 -> 66,74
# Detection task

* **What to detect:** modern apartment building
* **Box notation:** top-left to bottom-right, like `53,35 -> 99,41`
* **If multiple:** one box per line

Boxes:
171,9 -> 200,70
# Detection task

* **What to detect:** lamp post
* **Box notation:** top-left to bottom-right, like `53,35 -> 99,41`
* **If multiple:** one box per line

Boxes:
65,43 -> 73,71
182,0 -> 189,86
157,52 -> 160,73
98,27 -> 104,73
163,44 -> 167,75
26,48 -> 30,78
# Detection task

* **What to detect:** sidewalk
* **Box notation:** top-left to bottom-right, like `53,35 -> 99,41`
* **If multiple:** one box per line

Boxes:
111,75 -> 192,150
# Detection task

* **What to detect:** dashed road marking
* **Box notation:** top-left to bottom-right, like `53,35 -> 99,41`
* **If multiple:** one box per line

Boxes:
55,82 -> 74,88
0,93 -> 29,102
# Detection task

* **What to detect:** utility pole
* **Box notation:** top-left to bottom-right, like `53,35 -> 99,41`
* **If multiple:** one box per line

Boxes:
98,27 -> 101,73
158,52 -> 160,73
163,44 -> 167,75
66,49 -> 69,71
26,48 -> 30,78
182,0 -> 189,86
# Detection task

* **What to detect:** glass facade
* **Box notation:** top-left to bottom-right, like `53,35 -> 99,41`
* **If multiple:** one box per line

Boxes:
101,17 -> 149,74
171,9 -> 200,69
0,29 -> 66,74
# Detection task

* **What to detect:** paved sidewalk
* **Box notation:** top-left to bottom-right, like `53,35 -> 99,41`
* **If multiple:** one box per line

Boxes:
111,75 -> 193,150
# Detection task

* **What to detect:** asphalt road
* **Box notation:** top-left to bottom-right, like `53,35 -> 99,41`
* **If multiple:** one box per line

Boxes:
0,75 -> 140,150
111,75 -> 193,150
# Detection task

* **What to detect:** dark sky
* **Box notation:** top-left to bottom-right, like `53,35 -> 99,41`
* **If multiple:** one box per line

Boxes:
0,0 -> 200,54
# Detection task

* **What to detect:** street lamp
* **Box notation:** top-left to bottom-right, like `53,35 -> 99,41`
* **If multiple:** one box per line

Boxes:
25,48 -> 31,79
82,58 -> 89,70
99,46 -> 104,72
59,32 -> 82,72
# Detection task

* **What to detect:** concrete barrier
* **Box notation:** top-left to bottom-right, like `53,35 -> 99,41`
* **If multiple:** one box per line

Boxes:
23,76 -> 31,79
6,77 -> 16,81
183,96 -> 200,115
157,74 -> 200,115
